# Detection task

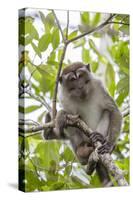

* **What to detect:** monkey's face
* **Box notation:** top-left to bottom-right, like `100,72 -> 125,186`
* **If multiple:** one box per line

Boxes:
60,64 -> 92,100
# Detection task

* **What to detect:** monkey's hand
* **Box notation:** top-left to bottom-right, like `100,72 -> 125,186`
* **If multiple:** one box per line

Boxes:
97,140 -> 112,154
55,110 -> 67,138
90,132 -> 112,154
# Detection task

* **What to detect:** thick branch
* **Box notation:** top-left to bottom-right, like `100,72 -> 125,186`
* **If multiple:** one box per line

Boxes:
65,114 -> 128,186
19,114 -> 128,186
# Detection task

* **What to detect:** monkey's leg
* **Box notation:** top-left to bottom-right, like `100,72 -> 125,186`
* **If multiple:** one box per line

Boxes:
96,161 -> 113,187
43,112 -> 58,139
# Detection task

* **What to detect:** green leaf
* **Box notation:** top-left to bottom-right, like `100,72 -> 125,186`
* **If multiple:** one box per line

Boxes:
31,42 -> 42,58
68,30 -> 78,40
47,51 -> 56,63
25,21 -> 39,40
24,169 -> 43,192
81,12 -> 90,25
21,105 -> 42,114
38,33 -> 51,52
39,11 -> 55,32
73,38 -> 85,48
61,146 -> 75,162
82,48 -> 90,64
51,28 -> 60,49
50,182 -> 65,190
91,62 -> 98,72
93,32 -> 102,38
34,141 -> 61,168
117,77 -> 129,93
119,25 -> 129,35
92,13 -> 101,26
105,63 -> 116,97
116,90 -> 128,106
89,39 -> 99,56
27,62 -> 42,82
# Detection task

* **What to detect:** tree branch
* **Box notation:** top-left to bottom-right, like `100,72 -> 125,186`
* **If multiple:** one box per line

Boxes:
19,121 -> 54,137
67,14 -> 116,44
19,119 -> 40,126
66,10 -> 69,39
52,43 -> 68,119
19,114 -> 128,186
108,21 -> 129,26
26,90 -> 52,113
52,10 -> 66,43
65,114 -> 128,186
122,109 -> 129,118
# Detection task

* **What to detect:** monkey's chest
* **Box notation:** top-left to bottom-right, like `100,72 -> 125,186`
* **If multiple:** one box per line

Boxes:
78,103 -> 101,131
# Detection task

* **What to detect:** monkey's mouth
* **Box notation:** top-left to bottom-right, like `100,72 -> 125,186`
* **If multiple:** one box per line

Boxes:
69,88 -> 88,100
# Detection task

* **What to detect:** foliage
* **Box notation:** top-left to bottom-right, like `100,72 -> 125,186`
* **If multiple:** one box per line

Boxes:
19,9 -> 129,191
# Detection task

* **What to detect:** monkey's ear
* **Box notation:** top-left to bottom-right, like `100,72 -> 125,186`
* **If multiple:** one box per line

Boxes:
59,76 -> 62,83
86,64 -> 91,72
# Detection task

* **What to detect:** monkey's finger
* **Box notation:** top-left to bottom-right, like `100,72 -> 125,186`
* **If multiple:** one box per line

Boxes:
90,133 -> 105,143
97,145 -> 111,154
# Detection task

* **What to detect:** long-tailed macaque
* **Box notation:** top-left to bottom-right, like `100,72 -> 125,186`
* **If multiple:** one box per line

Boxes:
43,62 -> 122,186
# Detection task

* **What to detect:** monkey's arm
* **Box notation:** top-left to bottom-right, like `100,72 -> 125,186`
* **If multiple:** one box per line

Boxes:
106,108 -> 122,150
89,110 -> 112,154
96,110 -> 110,135
99,92 -> 122,153
90,92 -> 122,154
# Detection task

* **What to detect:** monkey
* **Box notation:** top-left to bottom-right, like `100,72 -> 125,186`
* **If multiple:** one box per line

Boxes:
43,62 -> 122,186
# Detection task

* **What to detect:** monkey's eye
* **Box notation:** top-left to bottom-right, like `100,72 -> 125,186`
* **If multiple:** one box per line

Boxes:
69,77 -> 76,81
79,74 -> 83,78
77,73 -> 84,78
85,79 -> 90,84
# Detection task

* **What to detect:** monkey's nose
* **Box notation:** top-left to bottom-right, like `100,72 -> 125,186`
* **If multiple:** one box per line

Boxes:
78,85 -> 84,89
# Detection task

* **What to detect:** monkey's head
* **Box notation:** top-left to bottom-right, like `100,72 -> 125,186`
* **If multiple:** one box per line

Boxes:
59,62 -> 93,100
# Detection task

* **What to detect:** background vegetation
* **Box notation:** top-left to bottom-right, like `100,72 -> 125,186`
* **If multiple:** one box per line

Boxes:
19,8 -> 129,192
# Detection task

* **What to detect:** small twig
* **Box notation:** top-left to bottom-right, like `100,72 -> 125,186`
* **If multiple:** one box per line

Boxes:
19,119 -> 40,126
26,90 -> 52,113
19,121 -> 54,136
52,10 -> 66,43
66,10 -> 69,39
67,14 -> 116,44
108,21 -> 129,26
122,109 -> 129,118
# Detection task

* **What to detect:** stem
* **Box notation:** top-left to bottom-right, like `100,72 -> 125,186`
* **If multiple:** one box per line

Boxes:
66,10 -> 69,39
52,10 -> 66,43
108,21 -> 129,26
19,121 -> 54,136
122,109 -> 129,118
26,90 -> 52,113
52,44 -> 68,119
67,14 -> 115,44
